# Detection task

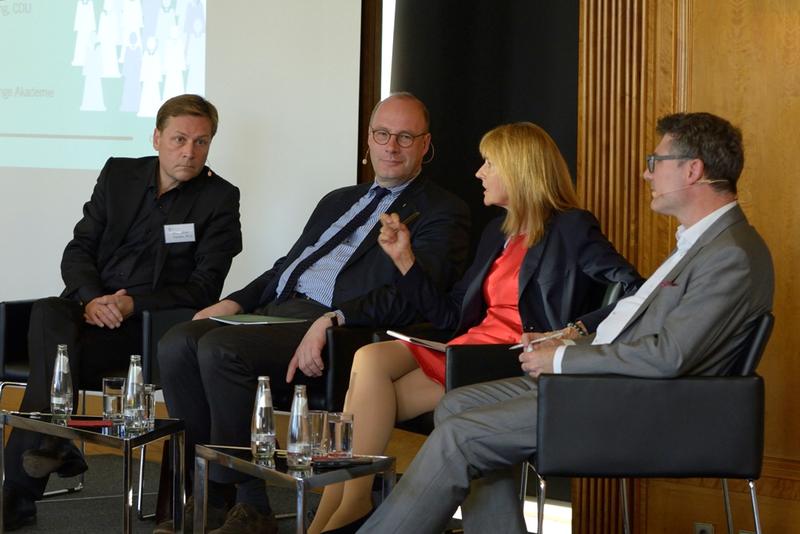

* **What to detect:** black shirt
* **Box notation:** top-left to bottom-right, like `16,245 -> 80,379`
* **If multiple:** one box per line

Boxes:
97,168 -> 181,297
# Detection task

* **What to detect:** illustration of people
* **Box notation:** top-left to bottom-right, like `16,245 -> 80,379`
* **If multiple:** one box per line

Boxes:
72,0 -> 96,67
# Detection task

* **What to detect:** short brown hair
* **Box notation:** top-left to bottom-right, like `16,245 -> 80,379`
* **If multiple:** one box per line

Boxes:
656,112 -> 743,194
156,94 -> 219,137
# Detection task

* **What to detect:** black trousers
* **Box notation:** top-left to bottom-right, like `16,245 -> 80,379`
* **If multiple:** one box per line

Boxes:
157,298 -> 329,486
5,297 -> 141,499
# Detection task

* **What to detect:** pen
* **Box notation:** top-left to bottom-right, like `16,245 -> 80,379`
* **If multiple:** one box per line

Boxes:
400,211 -> 421,226
508,331 -> 565,351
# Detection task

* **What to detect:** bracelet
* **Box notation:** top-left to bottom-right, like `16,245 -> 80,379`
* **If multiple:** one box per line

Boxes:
566,321 -> 588,337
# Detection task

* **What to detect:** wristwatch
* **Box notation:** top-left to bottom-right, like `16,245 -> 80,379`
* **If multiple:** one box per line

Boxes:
323,311 -> 339,327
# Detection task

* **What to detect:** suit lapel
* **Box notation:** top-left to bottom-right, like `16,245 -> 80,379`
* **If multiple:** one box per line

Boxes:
102,160 -> 155,263
517,225 -> 552,299
617,205 -> 746,333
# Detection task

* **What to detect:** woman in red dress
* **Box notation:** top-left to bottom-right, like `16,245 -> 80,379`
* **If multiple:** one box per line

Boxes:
310,122 -> 642,533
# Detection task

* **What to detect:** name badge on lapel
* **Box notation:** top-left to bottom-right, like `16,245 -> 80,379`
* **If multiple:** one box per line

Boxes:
164,223 -> 195,243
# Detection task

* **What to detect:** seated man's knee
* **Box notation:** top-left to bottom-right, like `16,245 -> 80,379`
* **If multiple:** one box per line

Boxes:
158,320 -> 205,379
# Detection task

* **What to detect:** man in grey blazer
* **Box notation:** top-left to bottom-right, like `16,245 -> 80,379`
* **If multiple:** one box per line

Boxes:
359,112 -> 775,533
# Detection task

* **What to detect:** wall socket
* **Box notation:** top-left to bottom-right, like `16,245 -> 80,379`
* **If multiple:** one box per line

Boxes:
694,523 -> 714,534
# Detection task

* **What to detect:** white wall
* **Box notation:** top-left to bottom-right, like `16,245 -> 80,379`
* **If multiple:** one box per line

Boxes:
0,0 -> 361,301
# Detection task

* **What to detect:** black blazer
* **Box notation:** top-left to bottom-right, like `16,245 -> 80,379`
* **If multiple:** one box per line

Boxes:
60,156 -> 242,313
395,209 -> 643,335
227,174 -> 471,326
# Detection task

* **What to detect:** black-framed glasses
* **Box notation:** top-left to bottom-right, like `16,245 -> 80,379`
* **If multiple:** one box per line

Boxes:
646,153 -> 693,173
371,128 -> 428,148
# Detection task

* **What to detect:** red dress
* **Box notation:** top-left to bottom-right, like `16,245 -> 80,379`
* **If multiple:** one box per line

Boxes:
406,235 -> 527,385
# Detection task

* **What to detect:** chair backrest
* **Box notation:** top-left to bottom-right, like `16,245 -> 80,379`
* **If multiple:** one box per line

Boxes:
728,312 -> 774,376
0,299 -> 36,382
536,374 -> 765,479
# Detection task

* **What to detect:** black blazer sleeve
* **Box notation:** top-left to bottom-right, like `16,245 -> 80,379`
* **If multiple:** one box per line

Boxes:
334,180 -> 471,325
61,159 -> 116,304
394,218 -> 505,331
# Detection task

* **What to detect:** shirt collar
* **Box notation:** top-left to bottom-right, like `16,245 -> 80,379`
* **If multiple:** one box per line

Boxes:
675,201 -> 738,252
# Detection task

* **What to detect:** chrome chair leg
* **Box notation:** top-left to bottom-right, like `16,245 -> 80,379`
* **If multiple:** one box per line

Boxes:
748,480 -> 762,534
620,478 -> 631,534
537,473 -> 546,534
722,478 -> 734,534
519,462 -> 530,502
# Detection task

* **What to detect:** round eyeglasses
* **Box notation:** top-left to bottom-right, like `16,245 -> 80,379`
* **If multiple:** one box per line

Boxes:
371,128 -> 428,148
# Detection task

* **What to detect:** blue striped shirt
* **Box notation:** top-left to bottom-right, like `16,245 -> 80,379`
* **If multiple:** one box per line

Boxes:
275,180 -> 413,308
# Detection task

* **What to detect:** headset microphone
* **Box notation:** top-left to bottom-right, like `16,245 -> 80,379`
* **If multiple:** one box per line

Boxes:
361,148 -> 369,165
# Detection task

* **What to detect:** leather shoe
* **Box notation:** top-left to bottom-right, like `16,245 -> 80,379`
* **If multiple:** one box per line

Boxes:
3,486 -> 37,531
22,441 -> 88,479
209,503 -> 277,534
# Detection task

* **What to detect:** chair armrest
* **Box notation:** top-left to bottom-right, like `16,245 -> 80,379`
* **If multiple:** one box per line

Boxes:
322,326 -> 378,411
0,299 -> 38,381
142,308 -> 196,384
535,374 -> 765,479
445,343 -> 521,392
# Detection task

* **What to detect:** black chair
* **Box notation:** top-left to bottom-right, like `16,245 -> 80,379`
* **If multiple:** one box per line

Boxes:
0,298 -> 194,516
534,312 -> 774,534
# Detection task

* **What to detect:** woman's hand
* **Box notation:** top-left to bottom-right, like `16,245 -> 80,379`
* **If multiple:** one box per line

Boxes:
378,213 -> 415,274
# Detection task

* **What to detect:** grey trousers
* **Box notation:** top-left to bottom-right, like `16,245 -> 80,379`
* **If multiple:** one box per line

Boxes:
360,375 -> 539,534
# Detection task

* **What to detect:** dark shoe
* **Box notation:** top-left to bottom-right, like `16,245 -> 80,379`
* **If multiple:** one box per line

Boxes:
3,487 -> 37,531
321,508 -> 374,534
152,496 -> 229,533
208,503 -> 278,534
22,442 -> 88,479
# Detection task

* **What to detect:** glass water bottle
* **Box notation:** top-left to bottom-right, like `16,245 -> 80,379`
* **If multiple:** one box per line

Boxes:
50,344 -> 73,421
251,376 -> 276,459
123,354 -> 144,430
286,384 -> 311,468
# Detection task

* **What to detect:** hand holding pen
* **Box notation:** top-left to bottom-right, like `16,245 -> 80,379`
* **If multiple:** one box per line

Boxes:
508,330 -> 566,352
378,211 -> 420,275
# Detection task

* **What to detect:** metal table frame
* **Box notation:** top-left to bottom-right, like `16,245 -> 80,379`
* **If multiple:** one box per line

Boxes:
193,445 -> 395,534
0,413 -> 185,533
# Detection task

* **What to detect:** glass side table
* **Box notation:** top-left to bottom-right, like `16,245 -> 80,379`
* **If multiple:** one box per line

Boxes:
0,412 -> 186,534
193,445 -> 395,534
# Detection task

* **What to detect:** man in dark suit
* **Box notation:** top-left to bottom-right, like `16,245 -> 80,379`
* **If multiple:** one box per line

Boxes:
3,94 -> 242,530
155,93 -> 471,532
359,113 -> 775,534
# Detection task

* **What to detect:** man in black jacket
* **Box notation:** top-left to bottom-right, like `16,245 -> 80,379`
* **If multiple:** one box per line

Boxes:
155,93 -> 471,533
3,94 -> 242,530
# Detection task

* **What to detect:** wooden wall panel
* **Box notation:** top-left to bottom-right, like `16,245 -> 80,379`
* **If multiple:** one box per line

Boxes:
578,0 -> 800,531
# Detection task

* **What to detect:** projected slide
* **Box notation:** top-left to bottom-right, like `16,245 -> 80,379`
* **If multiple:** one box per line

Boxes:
0,0 -> 206,170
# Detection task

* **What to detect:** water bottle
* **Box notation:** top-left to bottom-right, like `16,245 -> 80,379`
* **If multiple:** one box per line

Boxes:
123,354 -> 145,430
251,376 -> 276,459
50,344 -> 73,421
286,384 -> 311,468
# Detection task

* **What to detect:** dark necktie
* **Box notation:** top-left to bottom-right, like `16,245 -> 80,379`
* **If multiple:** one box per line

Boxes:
276,187 -> 390,302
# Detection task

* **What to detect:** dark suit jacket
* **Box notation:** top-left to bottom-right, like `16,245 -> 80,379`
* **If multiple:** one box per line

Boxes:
226,174 -> 471,326
60,156 -> 242,313
395,209 -> 643,335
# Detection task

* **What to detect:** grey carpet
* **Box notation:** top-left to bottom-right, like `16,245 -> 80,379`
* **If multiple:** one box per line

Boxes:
16,454 -> 319,533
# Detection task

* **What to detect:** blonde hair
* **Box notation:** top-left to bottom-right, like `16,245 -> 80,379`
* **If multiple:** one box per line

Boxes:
479,122 -> 579,247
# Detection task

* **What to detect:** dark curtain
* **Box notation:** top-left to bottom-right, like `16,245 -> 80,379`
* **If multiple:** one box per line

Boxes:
391,0 -> 580,242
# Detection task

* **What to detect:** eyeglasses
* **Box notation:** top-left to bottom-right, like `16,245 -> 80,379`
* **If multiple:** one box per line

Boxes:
646,153 -> 693,173
370,128 -> 428,148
